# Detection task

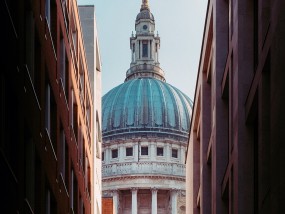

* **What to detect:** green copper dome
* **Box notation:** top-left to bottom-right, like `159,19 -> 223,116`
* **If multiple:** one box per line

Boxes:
102,78 -> 192,141
102,0 -> 192,142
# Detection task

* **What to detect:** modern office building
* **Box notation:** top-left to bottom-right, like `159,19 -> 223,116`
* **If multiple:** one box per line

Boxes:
186,0 -> 285,213
102,0 -> 192,214
0,0 -> 101,213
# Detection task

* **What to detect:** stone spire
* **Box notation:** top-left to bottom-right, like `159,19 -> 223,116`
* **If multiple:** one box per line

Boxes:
141,0 -> 150,11
125,0 -> 165,82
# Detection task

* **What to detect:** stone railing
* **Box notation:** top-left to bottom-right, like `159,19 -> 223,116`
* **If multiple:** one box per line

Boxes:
126,64 -> 164,75
102,161 -> 185,178
125,64 -> 165,81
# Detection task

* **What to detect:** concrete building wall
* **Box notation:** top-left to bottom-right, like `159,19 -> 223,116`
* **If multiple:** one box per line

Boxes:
0,0 -> 100,213
79,5 -> 103,214
186,0 -> 285,213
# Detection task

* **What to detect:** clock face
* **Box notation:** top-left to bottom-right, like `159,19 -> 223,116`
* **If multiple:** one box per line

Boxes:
143,25 -> 148,30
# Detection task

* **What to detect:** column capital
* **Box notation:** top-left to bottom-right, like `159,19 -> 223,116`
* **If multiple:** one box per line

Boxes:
151,187 -> 158,194
170,188 -> 179,195
131,187 -> 138,193
111,189 -> 119,195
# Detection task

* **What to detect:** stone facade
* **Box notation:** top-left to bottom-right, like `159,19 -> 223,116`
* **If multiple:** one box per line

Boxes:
102,1 -> 192,213
102,136 -> 188,214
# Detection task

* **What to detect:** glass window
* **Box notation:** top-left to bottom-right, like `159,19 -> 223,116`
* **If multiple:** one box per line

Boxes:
112,149 -> 118,158
141,146 -> 148,155
157,147 -> 164,156
45,0 -> 51,25
45,187 -> 57,214
60,127 -> 66,178
71,170 -> 74,210
172,149 -> 178,158
126,147 -> 133,156
45,83 -> 51,132
102,152 -> 104,161
142,42 -> 148,57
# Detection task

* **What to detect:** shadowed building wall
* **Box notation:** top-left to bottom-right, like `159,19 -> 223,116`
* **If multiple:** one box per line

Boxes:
186,0 -> 285,213
0,0 -> 101,213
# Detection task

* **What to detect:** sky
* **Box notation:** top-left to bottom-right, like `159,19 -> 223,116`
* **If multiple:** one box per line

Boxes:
77,0 -> 208,99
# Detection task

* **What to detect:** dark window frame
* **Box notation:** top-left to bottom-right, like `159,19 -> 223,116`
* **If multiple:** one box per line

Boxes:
126,147 -> 133,156
172,148 -> 178,158
112,149 -> 118,158
142,42 -> 148,57
157,147 -> 164,156
141,146 -> 148,155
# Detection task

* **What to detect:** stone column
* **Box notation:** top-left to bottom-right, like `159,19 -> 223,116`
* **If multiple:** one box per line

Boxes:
131,188 -> 138,214
105,147 -> 108,164
139,40 -> 142,59
151,188 -> 158,214
112,190 -> 119,214
170,189 -> 178,214
150,142 -> 155,161
166,142 -> 171,162
150,40 -> 152,59
180,146 -> 185,163
119,144 -> 124,162
132,42 -> 135,62
156,43 -> 159,62
148,40 -> 151,59
134,143 -> 138,161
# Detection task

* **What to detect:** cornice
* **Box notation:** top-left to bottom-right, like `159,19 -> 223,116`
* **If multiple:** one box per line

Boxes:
103,137 -> 188,147
102,174 -> 185,182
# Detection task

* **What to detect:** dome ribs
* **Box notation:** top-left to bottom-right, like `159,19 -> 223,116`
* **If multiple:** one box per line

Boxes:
102,78 -> 192,140
124,80 -> 136,127
152,79 -> 165,126
159,81 -> 177,128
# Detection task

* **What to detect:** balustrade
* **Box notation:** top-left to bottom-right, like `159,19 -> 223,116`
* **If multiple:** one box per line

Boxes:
102,161 -> 185,177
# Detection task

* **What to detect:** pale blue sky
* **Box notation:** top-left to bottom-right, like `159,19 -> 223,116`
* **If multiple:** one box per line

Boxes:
78,0 -> 208,99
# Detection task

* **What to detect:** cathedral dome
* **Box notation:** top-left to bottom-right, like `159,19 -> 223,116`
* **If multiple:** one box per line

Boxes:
136,9 -> 155,22
102,78 -> 192,141
102,1 -> 192,211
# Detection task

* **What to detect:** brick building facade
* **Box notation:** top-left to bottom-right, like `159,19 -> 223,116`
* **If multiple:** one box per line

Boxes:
186,0 -> 285,213
0,0 -> 101,213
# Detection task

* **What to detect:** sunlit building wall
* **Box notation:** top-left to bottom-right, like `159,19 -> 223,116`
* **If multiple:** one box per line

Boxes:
79,5 -> 103,214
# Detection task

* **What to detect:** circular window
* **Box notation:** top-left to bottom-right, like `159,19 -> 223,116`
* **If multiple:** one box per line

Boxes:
143,25 -> 148,30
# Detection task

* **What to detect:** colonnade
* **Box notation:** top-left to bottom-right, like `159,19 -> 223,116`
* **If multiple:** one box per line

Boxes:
112,188 -> 178,214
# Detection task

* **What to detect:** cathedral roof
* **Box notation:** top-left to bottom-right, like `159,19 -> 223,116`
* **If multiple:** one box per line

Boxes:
102,78 -> 192,141
102,0 -> 193,142
136,9 -> 154,22
136,0 -> 154,21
